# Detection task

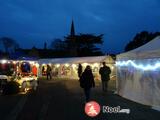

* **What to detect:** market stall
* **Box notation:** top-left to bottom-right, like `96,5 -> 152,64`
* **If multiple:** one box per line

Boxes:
38,55 -> 115,80
0,59 -> 39,94
116,36 -> 160,111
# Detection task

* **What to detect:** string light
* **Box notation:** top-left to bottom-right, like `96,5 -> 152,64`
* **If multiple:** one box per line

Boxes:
65,63 -> 69,67
93,63 -> 99,67
116,60 -> 160,71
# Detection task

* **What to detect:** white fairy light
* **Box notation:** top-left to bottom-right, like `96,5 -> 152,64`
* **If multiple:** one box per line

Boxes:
65,63 -> 69,67
116,60 -> 160,71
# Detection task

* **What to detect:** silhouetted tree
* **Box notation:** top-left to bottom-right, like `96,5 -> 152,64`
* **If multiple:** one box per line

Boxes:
50,38 -> 66,51
48,38 -> 68,57
64,34 -> 104,57
125,31 -> 160,52
28,46 -> 39,58
0,37 -> 20,53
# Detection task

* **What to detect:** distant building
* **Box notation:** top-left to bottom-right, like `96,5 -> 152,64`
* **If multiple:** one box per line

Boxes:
66,20 -> 78,57
70,20 -> 75,36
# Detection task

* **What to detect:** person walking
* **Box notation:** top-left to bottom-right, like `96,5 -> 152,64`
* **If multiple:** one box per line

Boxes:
79,65 -> 95,102
46,64 -> 52,80
99,62 -> 111,92
77,63 -> 82,78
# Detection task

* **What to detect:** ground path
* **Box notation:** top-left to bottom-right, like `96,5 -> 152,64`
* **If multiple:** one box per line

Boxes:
0,78 -> 160,120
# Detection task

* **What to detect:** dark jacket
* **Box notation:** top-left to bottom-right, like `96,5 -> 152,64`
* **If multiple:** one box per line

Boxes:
99,65 -> 111,81
80,68 -> 95,89
46,65 -> 51,74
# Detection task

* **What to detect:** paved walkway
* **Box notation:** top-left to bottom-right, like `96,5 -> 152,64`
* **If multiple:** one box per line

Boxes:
1,79 -> 160,120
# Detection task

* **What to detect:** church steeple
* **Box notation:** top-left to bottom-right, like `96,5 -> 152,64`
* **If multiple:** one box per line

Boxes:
70,20 -> 75,36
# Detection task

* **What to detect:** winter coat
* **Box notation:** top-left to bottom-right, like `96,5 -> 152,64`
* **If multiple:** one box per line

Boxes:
46,66 -> 51,74
99,66 -> 111,81
80,69 -> 95,89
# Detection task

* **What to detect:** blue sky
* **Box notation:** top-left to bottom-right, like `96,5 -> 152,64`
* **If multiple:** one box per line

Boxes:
0,0 -> 160,54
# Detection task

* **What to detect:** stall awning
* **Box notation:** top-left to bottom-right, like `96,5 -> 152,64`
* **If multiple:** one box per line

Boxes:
38,56 -> 114,64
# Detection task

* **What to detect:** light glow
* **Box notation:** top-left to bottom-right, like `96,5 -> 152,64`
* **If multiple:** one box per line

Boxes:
1,60 -> 7,64
72,64 -> 77,68
93,63 -> 99,67
116,60 -> 160,71
111,66 -> 114,69
35,63 -> 39,67
65,63 -> 69,67
42,63 -> 46,66
56,64 -> 60,68
29,61 -> 35,65
83,63 -> 88,67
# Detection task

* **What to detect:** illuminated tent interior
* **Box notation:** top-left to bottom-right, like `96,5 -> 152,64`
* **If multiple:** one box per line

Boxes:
38,55 -> 115,80
116,36 -> 160,111
0,59 -> 39,78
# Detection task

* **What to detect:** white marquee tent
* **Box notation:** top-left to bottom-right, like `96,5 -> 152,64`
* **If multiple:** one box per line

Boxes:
38,55 -> 115,80
116,36 -> 160,111
39,56 -> 114,64
118,36 -> 160,60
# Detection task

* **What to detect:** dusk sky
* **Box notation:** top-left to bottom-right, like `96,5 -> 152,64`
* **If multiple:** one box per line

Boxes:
0,0 -> 160,54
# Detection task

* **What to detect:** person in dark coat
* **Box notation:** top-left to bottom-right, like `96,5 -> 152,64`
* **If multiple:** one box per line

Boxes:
78,63 -> 82,78
46,65 -> 52,80
80,65 -> 95,102
99,62 -> 111,92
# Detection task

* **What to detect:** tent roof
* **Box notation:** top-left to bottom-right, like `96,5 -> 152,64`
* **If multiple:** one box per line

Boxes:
39,56 -> 114,64
117,36 -> 160,60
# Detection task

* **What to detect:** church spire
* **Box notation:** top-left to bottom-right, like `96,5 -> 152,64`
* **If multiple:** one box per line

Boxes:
70,20 -> 75,36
